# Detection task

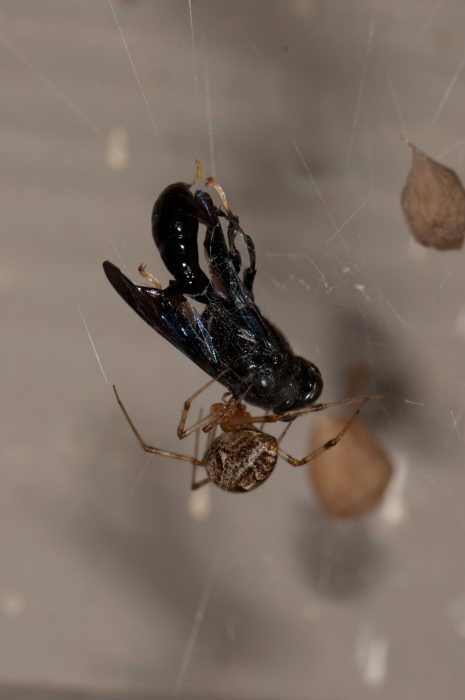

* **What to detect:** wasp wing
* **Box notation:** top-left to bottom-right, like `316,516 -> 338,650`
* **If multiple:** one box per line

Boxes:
204,225 -> 287,351
199,224 -> 293,401
103,261 -> 222,377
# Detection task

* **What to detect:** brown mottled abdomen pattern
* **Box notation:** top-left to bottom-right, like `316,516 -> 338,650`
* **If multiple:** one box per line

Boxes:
205,429 -> 278,492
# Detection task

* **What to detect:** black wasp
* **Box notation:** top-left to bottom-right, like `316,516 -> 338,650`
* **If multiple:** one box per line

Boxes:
103,163 -> 374,492
103,163 -> 322,415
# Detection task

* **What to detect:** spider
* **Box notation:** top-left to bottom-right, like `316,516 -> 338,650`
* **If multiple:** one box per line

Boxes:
113,377 -> 377,493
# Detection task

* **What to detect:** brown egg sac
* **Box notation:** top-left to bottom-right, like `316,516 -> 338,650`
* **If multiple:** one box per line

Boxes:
401,144 -> 465,250
309,413 -> 393,518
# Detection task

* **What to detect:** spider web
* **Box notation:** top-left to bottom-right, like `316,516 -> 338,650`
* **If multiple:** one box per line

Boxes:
2,0 -> 465,697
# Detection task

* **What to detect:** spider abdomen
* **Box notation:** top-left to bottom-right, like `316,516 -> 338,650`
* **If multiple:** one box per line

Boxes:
205,429 -> 278,493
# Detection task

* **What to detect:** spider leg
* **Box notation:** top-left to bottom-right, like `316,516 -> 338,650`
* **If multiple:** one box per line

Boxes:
193,407 -> 202,460
177,369 -> 228,439
191,411 -> 217,491
228,394 -> 384,426
190,408 -> 210,490
113,385 -> 203,466
200,393 -> 236,433
278,400 -> 368,467
258,411 -> 269,432
200,383 -> 252,434
276,420 -> 293,445
191,474 -> 211,490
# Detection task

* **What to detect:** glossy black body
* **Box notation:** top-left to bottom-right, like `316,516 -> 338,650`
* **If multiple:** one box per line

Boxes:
152,182 -> 256,301
103,181 -> 323,415
152,182 -> 211,301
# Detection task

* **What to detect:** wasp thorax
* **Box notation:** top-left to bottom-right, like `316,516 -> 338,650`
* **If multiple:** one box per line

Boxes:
205,429 -> 278,492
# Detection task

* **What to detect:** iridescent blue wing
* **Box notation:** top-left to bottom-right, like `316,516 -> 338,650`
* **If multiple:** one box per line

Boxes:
103,261 -> 222,377
204,224 -> 285,352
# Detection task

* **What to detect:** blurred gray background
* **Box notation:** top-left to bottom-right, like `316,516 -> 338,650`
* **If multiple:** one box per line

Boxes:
2,0 -> 465,698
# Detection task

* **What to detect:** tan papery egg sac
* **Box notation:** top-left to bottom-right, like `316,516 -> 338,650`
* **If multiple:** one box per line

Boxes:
309,413 -> 393,518
401,144 -> 465,250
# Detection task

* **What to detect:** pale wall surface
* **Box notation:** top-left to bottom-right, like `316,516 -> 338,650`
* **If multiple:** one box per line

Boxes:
2,1 -> 465,698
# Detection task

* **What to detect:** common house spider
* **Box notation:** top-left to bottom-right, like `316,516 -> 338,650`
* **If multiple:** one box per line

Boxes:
113,376 -> 378,494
